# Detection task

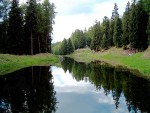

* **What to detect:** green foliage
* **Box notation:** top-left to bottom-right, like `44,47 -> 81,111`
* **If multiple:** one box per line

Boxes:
109,20 -> 115,46
113,16 -> 122,47
60,38 -> 68,55
90,21 -> 102,51
84,29 -> 92,47
7,0 -> 24,54
67,38 -> 74,54
0,0 -> 55,55
122,2 -> 130,49
129,1 -> 149,50
101,16 -> 110,49
71,29 -> 86,49
142,0 -> 150,45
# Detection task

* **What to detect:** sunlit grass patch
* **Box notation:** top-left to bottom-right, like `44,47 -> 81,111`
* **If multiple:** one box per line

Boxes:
0,53 -> 59,75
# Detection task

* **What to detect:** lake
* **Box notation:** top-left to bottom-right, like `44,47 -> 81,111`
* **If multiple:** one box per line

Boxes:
0,57 -> 150,113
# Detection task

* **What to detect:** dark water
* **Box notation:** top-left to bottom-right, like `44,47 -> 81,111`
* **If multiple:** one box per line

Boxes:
0,58 -> 150,113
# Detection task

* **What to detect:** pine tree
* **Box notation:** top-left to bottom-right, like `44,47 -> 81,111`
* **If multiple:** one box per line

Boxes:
122,1 -> 130,49
25,0 -> 37,55
109,20 -> 115,47
129,1 -> 148,50
142,0 -> 150,45
67,38 -> 74,54
42,0 -> 55,53
78,30 -> 86,48
113,16 -> 122,47
0,0 -> 10,53
111,3 -> 119,20
90,21 -> 102,52
7,0 -> 24,54
61,38 -> 68,55
101,16 -> 109,49
136,1 -> 149,50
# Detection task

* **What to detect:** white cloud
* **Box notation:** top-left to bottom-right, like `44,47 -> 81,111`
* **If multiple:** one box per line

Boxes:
19,0 -> 131,43
51,0 -> 130,43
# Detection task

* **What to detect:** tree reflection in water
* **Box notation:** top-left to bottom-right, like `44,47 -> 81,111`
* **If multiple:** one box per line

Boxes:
0,66 -> 57,113
61,57 -> 150,113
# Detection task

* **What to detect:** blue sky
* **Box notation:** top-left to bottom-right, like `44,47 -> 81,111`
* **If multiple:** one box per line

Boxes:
50,0 -> 130,43
20,0 -> 130,43
52,66 -> 128,113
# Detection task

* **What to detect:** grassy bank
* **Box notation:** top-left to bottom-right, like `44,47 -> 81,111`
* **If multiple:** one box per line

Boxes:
0,53 -> 59,76
69,47 -> 150,78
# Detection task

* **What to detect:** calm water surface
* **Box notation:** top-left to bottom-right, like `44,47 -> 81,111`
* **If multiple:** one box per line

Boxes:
0,58 -> 150,113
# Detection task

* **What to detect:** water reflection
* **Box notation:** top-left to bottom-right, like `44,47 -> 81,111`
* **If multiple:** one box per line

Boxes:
59,57 -> 150,113
0,66 -> 57,113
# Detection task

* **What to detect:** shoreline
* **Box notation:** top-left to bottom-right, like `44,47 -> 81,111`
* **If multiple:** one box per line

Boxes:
68,47 -> 150,79
0,53 -> 59,76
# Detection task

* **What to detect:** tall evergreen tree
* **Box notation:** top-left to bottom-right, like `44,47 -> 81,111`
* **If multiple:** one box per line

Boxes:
101,16 -> 110,49
142,0 -> 150,45
129,1 -> 148,50
25,0 -> 37,55
111,3 -> 119,20
122,1 -> 130,49
7,0 -> 24,54
78,30 -> 86,48
61,38 -> 68,55
67,38 -> 74,54
0,0 -> 10,53
90,21 -> 102,52
42,0 -> 55,53
109,20 -> 115,47
84,29 -> 91,47
113,16 -> 122,47
136,1 -> 149,50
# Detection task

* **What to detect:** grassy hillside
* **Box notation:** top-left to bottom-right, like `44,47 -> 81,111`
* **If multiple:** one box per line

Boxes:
69,47 -> 150,78
0,53 -> 59,76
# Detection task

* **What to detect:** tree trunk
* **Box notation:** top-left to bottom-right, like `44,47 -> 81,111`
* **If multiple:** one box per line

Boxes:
38,34 -> 41,53
49,35 -> 52,53
31,30 -> 33,55
45,33 -> 47,53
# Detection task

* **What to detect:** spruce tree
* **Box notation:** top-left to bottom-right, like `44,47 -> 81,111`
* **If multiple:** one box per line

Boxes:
136,1 -> 149,50
90,21 -> 102,52
111,3 -> 119,20
7,0 -> 24,54
61,38 -> 68,55
25,0 -> 37,55
142,0 -> 150,45
101,16 -> 109,49
129,1 -> 148,50
42,0 -> 55,53
109,20 -> 115,47
0,0 -> 10,53
67,38 -> 74,54
122,1 -> 130,49
113,16 -> 122,47
78,30 -> 86,48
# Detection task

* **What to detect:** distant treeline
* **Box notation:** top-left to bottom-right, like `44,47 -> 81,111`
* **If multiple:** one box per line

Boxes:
52,0 -> 150,55
0,0 -> 55,55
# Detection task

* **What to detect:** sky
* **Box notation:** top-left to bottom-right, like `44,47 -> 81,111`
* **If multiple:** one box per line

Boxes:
20,0 -> 130,43
51,66 -> 128,113
50,0 -> 130,43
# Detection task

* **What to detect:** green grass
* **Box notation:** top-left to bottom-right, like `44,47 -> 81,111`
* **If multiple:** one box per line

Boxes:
69,48 -> 150,78
0,53 -> 59,76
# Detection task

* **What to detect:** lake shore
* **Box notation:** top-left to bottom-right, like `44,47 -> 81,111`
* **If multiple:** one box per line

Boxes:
0,53 -> 59,76
68,47 -> 150,79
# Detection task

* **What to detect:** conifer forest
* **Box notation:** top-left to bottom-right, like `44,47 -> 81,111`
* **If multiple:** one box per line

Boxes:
0,0 -> 55,55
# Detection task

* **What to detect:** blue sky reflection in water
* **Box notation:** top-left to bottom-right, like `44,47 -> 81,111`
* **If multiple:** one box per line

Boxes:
52,66 -> 128,113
